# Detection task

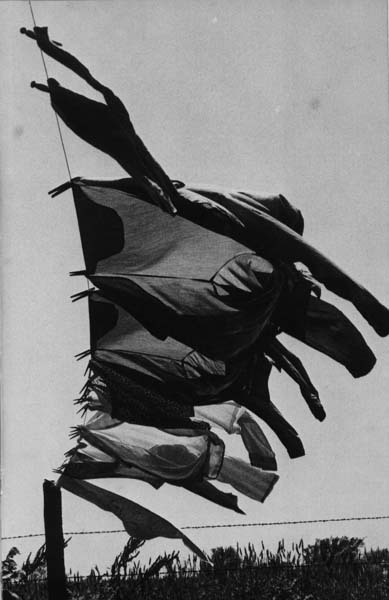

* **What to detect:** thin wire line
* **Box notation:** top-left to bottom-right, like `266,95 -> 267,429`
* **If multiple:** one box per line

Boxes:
2,515 -> 389,541
28,0 -> 72,181
27,0 -> 91,304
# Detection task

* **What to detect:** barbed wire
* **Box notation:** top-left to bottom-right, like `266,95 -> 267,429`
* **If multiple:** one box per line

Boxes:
5,560 -> 389,583
2,515 -> 389,541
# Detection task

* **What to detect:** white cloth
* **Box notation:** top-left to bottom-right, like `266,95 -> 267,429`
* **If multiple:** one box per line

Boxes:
194,403 -> 277,470
194,401 -> 245,433
78,412 -> 224,481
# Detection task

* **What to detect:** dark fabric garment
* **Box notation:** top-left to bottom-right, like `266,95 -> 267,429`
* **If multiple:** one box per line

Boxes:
83,292 -> 304,458
278,295 -> 376,378
65,177 -> 389,337
59,475 -> 208,560
184,184 -> 389,337
243,396 -> 305,459
71,182 -> 285,361
182,480 -> 245,514
23,26 -> 178,214
25,24 -> 388,335
89,360 -> 194,427
235,353 -> 305,459
86,291 -> 247,410
71,180 -> 247,279
265,337 -> 325,421
90,254 -> 284,361
237,413 -> 278,471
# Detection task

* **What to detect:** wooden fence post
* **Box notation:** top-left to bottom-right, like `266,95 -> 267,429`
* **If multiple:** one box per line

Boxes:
43,479 -> 68,600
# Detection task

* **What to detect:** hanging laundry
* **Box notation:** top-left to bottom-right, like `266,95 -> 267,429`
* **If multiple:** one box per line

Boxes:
21,24 -> 388,336
264,337 -> 325,421
73,288 -> 304,458
79,290 -> 249,420
194,402 -> 277,470
64,180 -> 284,362
59,475 -> 209,561
183,480 -> 244,515
194,402 -> 246,434
56,439 -> 163,487
232,352 -> 306,459
237,412 -> 278,471
75,289 -> 305,458
52,177 -> 379,381
22,23 -> 389,551
21,26 -> 178,215
275,294 -> 376,378
58,436 -> 245,515
183,183 -> 389,337
218,456 -> 279,503
71,410 -> 224,482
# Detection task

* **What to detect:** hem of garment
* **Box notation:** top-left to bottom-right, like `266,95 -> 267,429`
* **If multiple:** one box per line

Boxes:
260,473 -> 280,503
248,453 -> 277,471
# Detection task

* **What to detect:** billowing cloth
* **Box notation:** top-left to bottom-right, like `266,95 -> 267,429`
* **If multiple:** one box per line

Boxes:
24,27 -> 389,534
277,294 -> 376,378
57,440 -> 163,487
218,457 -> 279,503
194,402 -> 277,470
73,412 -> 225,482
232,352 -> 306,458
77,290 -> 303,458
59,475 -> 209,561
25,24 -> 389,335
53,176 -> 381,388
184,184 -> 389,337
81,291 -> 254,418
23,25 -> 388,338
67,181 -> 284,362
52,175 -> 388,340
59,437 -> 245,514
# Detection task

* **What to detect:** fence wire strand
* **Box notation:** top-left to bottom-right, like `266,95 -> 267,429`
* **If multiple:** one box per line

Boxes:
3,515 -> 389,541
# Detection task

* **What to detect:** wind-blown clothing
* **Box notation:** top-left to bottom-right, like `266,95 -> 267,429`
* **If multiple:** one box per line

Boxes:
194,403 -> 277,470
74,418 -> 224,482
22,26 -> 389,539
78,289 -> 304,458
23,23 -> 388,336
59,437 -> 245,514
218,457 -> 279,503
59,476 -> 209,561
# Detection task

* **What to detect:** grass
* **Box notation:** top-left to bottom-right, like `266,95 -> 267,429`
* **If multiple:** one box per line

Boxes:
3,536 -> 389,599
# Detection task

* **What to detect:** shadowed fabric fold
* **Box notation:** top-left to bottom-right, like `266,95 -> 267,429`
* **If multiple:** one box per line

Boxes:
23,23 -> 388,335
194,402 -> 277,470
74,412 -> 225,482
59,439 -> 245,514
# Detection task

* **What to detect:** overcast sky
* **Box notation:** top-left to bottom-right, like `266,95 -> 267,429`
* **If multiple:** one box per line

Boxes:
2,0 -> 388,574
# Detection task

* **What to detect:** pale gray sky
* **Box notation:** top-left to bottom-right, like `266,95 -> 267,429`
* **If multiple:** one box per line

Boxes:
2,0 -> 388,574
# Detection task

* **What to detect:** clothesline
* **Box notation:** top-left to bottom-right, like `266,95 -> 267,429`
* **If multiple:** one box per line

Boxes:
3,514 -> 389,540
27,0 -> 72,180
